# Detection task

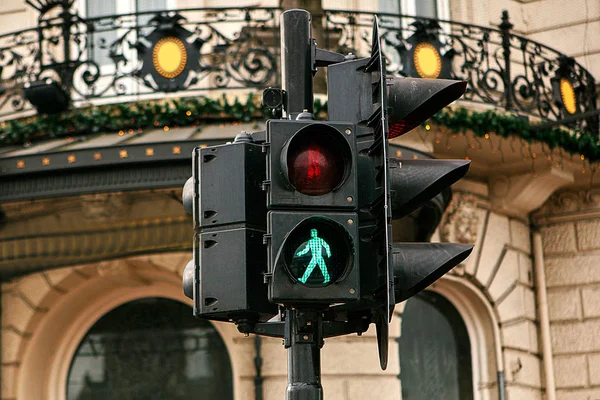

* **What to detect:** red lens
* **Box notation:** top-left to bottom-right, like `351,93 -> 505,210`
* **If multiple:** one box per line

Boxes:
287,134 -> 345,196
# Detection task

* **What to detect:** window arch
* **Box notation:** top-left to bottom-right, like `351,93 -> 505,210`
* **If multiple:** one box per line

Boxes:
66,297 -> 233,400
399,290 -> 474,400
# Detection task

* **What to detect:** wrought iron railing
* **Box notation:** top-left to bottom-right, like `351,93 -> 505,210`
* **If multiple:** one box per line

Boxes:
0,6 -> 281,117
0,3 -> 597,133
323,9 -> 598,132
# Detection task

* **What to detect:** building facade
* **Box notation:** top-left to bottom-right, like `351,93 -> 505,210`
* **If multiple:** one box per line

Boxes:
1,0 -> 599,399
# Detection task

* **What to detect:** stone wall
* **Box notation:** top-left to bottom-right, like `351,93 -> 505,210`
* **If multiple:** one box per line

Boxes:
437,189 -> 543,400
0,254 -> 400,400
535,190 -> 600,400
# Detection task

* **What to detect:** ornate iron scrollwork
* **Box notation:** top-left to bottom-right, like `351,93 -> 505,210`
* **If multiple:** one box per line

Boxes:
323,10 -> 597,134
0,5 -> 596,135
0,6 -> 279,117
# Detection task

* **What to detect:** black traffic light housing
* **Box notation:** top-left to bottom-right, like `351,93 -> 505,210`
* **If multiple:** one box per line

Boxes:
183,141 -> 277,323
183,11 -> 475,392
268,211 -> 359,303
325,20 -> 473,369
266,120 -> 357,208
265,120 -> 361,304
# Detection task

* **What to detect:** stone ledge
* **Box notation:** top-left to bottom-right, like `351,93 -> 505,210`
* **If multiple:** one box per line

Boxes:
503,349 -> 543,388
489,166 -> 574,218
554,355 -> 588,388
582,286 -> 600,318
556,388 -> 600,400
548,288 -> 583,321
551,319 -> 600,354
589,353 -> 600,386
546,255 -> 600,287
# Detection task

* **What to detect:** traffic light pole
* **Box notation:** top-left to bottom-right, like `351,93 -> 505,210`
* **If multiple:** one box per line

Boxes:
280,11 -> 330,398
285,308 -> 324,400
280,9 -> 313,119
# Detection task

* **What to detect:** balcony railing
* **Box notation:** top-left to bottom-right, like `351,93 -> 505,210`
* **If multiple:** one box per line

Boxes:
0,3 -> 597,133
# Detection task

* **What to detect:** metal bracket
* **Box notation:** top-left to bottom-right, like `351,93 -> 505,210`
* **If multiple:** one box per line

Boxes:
311,38 -> 346,73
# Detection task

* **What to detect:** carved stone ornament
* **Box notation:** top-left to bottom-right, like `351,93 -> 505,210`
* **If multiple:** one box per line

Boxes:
440,192 -> 480,244
535,188 -> 600,215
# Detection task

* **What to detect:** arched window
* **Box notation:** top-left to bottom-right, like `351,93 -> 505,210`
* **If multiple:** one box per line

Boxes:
66,297 -> 233,400
399,291 -> 473,400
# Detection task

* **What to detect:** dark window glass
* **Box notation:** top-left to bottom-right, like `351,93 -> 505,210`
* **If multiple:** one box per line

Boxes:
399,291 -> 473,400
67,298 -> 233,400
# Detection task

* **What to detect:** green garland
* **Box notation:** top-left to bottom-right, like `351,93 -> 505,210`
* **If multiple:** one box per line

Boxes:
431,108 -> 599,162
0,95 -> 597,163
0,94 -> 328,146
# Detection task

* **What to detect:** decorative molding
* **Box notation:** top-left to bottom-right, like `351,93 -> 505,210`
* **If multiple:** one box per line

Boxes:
0,161 -> 190,203
0,216 -> 191,280
441,192 -> 481,245
533,188 -> 600,224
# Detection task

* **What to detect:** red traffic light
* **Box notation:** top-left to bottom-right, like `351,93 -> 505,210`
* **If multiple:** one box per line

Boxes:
283,124 -> 350,196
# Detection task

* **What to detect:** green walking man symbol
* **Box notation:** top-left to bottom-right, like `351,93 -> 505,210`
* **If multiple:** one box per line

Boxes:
296,228 -> 331,284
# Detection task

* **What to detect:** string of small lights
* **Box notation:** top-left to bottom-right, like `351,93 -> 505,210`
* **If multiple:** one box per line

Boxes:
0,97 -> 596,165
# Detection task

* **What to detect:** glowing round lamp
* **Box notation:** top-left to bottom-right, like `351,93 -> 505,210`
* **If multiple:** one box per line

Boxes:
152,37 -> 187,79
559,77 -> 577,114
413,42 -> 442,79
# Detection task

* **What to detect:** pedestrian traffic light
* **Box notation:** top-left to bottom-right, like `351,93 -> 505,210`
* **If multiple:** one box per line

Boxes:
265,119 -> 360,304
182,137 -> 277,323
183,10 -> 474,380
324,19 -> 473,369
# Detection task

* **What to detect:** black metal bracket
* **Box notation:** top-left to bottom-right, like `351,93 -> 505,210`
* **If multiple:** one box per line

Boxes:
236,314 -> 370,339
311,38 -> 346,72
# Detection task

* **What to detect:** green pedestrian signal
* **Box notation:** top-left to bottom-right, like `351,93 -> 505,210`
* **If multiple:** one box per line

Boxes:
277,216 -> 355,290
295,228 -> 332,285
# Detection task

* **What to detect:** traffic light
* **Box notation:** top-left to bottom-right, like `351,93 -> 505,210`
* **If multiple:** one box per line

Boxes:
326,20 -> 473,369
182,11 -> 474,384
265,120 -> 360,304
182,137 -> 277,323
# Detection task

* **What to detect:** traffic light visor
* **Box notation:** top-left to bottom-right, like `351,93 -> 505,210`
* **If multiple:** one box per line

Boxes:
282,124 -> 351,196
282,217 -> 355,287
387,78 -> 467,138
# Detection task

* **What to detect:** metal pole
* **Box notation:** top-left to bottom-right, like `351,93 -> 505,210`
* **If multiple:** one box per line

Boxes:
254,335 -> 264,400
280,10 -> 321,399
499,10 -> 513,110
285,308 -> 323,400
280,9 -> 314,119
